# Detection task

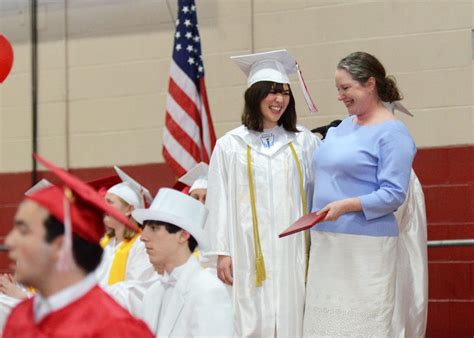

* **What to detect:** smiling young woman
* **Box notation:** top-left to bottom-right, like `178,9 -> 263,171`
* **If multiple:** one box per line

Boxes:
202,50 -> 320,338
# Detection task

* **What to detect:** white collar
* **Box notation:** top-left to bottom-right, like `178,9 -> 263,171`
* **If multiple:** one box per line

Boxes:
160,255 -> 200,289
229,125 -> 298,156
33,274 -> 97,323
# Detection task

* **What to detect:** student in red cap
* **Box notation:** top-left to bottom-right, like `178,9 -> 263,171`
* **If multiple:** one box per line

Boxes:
0,180 -> 53,332
2,155 -> 153,338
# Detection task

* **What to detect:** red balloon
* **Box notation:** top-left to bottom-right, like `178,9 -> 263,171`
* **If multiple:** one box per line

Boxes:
0,34 -> 14,84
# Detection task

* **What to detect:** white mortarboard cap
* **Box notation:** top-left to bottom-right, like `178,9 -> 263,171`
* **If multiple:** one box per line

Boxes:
108,183 -> 141,208
232,50 -> 296,87
231,49 -> 318,112
383,101 -> 414,117
107,166 -> 153,208
132,188 -> 209,250
178,162 -> 209,193
24,179 -> 52,196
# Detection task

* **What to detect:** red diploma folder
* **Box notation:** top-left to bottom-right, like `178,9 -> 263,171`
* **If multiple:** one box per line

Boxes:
279,211 -> 328,238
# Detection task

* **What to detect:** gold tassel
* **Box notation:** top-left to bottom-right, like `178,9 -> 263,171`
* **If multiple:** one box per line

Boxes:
255,253 -> 266,287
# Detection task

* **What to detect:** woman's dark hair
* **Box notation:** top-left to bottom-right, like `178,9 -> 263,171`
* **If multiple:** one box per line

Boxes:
337,51 -> 402,102
143,220 -> 198,253
44,215 -> 103,273
242,81 -> 298,132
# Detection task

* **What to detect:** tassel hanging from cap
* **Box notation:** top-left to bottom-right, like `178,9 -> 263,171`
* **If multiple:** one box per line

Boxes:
296,62 -> 318,113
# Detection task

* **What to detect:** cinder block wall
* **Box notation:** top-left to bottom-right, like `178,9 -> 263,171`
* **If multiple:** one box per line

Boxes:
0,1 -> 473,335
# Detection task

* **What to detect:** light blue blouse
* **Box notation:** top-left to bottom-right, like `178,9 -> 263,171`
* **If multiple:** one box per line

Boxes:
311,116 -> 416,237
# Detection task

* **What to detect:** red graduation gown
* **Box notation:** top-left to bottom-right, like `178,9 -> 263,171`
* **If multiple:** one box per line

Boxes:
2,285 -> 153,338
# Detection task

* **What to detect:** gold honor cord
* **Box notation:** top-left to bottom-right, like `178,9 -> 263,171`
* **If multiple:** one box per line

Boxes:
289,143 -> 310,284
247,145 -> 266,287
247,142 -> 308,287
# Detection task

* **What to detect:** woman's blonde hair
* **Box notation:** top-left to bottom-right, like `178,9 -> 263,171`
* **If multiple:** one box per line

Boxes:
108,195 -> 138,240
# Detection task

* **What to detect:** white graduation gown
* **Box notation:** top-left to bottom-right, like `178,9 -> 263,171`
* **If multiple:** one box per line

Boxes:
95,236 -> 156,286
203,125 -> 319,338
141,255 -> 233,338
392,170 -> 428,337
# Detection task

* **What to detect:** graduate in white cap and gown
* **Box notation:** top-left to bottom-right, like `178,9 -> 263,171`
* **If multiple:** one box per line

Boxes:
128,188 -> 233,337
202,49 -> 320,337
95,166 -> 156,286
179,162 -> 218,271
179,162 -> 209,204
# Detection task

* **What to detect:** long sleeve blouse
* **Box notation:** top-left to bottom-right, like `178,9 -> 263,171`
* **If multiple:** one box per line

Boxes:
312,116 -> 416,237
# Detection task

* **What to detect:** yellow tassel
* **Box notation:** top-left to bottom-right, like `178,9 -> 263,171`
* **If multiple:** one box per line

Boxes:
100,234 -> 112,249
255,254 -> 266,287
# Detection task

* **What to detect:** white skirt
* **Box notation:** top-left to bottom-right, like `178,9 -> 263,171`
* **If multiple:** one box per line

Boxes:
303,231 -> 397,337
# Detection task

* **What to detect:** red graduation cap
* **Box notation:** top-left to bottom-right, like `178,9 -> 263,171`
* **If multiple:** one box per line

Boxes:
279,211 -> 328,238
0,34 -> 14,84
87,175 -> 122,198
27,154 -> 139,244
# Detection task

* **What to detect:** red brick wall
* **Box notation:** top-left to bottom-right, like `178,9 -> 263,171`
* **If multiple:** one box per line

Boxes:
0,163 -> 176,273
413,145 -> 474,337
0,145 -> 472,335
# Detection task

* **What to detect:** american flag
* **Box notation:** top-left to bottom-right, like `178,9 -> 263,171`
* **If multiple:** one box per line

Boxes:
162,0 -> 216,177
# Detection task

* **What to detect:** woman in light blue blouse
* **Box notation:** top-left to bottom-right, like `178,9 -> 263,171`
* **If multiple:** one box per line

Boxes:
303,52 -> 416,337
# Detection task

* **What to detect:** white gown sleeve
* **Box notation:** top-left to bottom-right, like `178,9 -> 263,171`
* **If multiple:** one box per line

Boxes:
189,278 -> 234,337
392,170 -> 428,337
203,140 -> 231,257
104,275 -> 161,317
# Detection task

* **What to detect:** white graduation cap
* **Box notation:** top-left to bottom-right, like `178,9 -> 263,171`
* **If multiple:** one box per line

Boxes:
383,101 -> 414,117
24,179 -> 52,196
107,166 -> 153,209
132,188 -> 209,250
231,49 -> 318,113
178,162 -> 209,193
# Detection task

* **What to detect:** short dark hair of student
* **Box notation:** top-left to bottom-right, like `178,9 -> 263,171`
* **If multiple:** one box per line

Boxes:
337,51 -> 402,103
242,81 -> 298,132
143,220 -> 198,253
43,215 -> 103,273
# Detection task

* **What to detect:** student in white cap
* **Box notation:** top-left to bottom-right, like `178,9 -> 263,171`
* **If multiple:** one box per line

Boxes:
178,162 -> 209,204
202,49 -> 320,337
127,188 -> 233,338
95,166 -> 155,286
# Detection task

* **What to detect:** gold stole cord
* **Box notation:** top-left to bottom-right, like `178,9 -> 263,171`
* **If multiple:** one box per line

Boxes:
107,234 -> 140,286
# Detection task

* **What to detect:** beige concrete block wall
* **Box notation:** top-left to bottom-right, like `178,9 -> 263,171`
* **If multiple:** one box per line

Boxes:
0,0 -> 472,173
